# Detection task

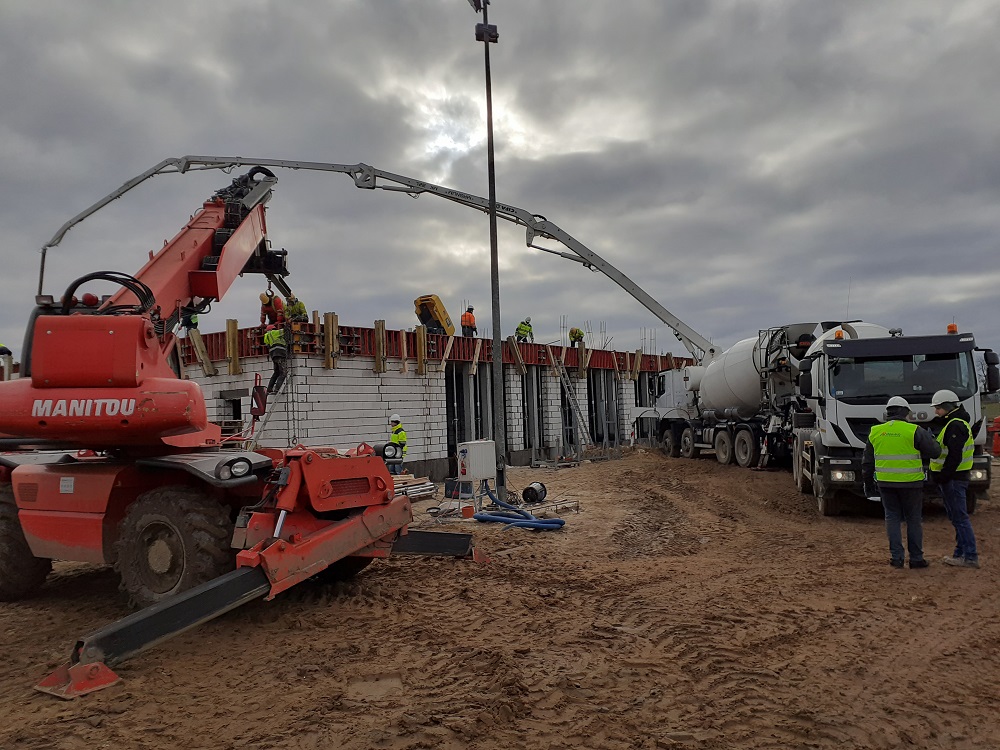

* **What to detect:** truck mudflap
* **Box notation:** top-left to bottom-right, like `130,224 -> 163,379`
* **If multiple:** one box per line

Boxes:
35,526 -> 484,699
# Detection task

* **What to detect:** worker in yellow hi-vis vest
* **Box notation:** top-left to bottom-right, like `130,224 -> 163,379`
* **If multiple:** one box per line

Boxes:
862,396 -> 940,569
929,389 -> 979,568
388,414 -> 407,476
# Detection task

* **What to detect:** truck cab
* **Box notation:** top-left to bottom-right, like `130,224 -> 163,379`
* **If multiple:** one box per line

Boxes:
797,328 -> 999,514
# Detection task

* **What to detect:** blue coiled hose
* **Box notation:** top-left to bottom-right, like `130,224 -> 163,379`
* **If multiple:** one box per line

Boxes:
472,484 -> 565,531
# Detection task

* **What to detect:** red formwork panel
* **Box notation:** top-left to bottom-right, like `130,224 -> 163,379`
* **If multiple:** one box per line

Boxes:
180,323 -> 691,372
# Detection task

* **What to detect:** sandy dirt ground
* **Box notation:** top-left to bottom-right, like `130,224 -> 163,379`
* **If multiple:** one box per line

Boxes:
2,449 -> 1000,750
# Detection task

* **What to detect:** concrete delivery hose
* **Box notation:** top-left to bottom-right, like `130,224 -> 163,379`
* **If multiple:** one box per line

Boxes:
473,485 -> 565,531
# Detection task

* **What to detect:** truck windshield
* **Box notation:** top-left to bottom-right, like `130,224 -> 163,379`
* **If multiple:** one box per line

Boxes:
829,351 -> 976,404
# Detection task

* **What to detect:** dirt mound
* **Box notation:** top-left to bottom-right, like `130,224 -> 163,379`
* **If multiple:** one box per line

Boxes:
2,450 -> 998,749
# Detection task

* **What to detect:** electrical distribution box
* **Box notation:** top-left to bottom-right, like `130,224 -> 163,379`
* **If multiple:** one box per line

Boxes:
457,440 -> 497,481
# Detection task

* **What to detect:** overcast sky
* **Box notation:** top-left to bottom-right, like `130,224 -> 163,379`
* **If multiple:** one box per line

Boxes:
2,0 -> 999,362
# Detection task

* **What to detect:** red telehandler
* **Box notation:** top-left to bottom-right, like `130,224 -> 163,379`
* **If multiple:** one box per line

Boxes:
0,167 -> 478,698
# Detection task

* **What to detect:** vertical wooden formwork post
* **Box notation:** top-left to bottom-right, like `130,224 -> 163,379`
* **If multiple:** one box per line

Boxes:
438,335 -> 455,372
226,319 -> 241,375
577,342 -> 588,377
631,349 -> 643,381
323,313 -> 338,369
469,338 -> 482,375
374,320 -> 387,373
415,325 -> 427,375
400,329 -> 409,373
188,329 -> 218,377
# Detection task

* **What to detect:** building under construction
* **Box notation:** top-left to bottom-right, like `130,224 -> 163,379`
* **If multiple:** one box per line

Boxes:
179,317 -> 690,480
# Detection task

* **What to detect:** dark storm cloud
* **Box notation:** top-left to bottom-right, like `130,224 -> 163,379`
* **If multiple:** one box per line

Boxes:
1,0 -> 998,362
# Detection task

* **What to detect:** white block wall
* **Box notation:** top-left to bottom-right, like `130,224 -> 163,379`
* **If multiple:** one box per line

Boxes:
617,377 -> 637,443
541,370 -> 564,457
187,354 -> 447,462
504,365 -> 525,451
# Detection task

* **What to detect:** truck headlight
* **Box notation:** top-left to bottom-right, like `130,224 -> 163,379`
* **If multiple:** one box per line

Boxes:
830,470 -> 855,482
216,457 -> 253,481
970,468 -> 987,482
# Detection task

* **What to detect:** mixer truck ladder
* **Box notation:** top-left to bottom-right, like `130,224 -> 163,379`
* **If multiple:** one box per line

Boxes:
547,345 -> 594,455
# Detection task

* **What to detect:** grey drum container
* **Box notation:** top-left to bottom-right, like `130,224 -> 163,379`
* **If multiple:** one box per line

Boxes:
698,323 -> 819,420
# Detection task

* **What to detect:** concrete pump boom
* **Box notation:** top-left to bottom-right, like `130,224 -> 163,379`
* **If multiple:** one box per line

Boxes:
39,155 -> 718,362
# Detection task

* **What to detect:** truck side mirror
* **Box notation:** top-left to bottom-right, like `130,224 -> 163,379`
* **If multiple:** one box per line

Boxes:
250,385 -> 268,417
799,372 -> 813,398
797,359 -> 813,398
985,351 -> 999,394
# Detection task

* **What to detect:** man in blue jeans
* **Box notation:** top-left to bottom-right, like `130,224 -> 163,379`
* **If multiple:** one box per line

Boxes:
929,389 -> 980,568
862,396 -> 941,569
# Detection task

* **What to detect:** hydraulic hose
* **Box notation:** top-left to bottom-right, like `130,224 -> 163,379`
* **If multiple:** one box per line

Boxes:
473,484 -> 565,531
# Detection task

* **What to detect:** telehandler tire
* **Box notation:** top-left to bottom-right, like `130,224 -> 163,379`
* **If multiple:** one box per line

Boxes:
313,556 -> 374,583
115,486 -> 234,609
0,485 -> 52,601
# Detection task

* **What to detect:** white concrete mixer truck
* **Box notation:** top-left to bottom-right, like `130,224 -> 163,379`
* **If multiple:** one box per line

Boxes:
654,320 -> 1000,515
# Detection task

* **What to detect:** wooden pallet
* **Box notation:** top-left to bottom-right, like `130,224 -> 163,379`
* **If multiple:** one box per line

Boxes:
392,475 -> 437,500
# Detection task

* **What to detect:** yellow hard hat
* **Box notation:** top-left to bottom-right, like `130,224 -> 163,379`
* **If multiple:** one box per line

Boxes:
259,293 -> 270,304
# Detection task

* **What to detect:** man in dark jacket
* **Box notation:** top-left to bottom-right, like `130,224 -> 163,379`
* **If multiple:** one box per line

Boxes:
862,396 -> 941,569
929,389 -> 979,568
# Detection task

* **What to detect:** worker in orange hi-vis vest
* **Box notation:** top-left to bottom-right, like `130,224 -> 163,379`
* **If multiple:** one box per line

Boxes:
460,306 -> 477,337
259,291 -> 285,328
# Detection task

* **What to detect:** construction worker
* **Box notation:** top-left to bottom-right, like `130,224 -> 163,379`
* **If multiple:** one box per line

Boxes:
569,327 -> 584,348
515,317 -> 534,343
862,396 -> 941,570
263,324 -> 288,395
285,293 -> 308,323
461,306 -> 477,337
259,291 -> 285,327
388,414 -> 407,475
180,306 -> 199,333
929,389 -> 980,568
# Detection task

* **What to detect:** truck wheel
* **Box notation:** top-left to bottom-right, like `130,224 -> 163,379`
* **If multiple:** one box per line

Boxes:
966,490 -> 977,515
114,486 -> 235,609
680,427 -> 700,459
660,430 -> 681,458
714,431 -> 734,465
0,485 -> 52,601
813,473 -> 840,516
734,430 -> 760,468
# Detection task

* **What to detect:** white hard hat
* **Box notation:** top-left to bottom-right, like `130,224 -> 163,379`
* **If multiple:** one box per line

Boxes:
931,389 -> 959,407
390,413 -> 401,423
886,396 -> 910,410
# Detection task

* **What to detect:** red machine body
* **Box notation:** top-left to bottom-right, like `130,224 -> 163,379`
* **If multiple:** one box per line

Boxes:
0,196 -> 269,448
0,166 -> 478,700
0,167 -> 405,604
